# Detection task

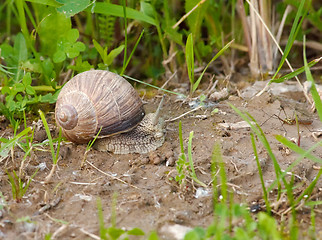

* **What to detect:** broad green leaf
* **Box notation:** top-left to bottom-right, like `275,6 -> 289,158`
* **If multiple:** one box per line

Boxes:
66,29 -> 79,43
40,93 -> 57,104
53,50 -> 66,63
26,86 -> 36,95
140,1 -> 155,18
56,0 -> 92,17
14,83 -> 25,92
127,228 -> 145,236
107,227 -> 125,239
66,47 -> 79,58
106,45 -> 124,66
74,42 -> 86,52
38,11 -> 71,57
164,26 -> 183,46
13,33 -> 28,63
22,72 -> 32,86
92,2 -> 156,26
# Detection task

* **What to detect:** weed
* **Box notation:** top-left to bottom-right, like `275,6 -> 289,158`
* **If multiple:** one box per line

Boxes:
39,110 -> 62,183
185,33 -> 234,94
6,169 -> 38,202
97,195 -> 145,240
81,127 -> 102,168
175,121 -> 207,188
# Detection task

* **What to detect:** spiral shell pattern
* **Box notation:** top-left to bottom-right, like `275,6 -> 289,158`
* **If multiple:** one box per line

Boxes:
55,70 -> 145,143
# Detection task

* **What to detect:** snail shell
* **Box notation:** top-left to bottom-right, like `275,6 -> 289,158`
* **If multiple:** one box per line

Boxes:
55,70 -> 145,143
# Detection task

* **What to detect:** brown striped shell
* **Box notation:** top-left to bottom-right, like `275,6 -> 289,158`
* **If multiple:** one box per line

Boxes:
55,70 -> 145,143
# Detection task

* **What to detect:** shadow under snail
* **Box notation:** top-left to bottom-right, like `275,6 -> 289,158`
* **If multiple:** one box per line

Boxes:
55,70 -> 165,154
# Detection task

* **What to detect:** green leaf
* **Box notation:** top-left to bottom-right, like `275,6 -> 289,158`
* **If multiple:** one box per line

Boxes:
68,56 -> 94,72
14,83 -> 25,92
40,93 -> 57,104
275,135 -> 322,164
67,29 -> 79,43
21,60 -> 42,73
56,0 -> 92,17
165,27 -> 183,46
1,86 -> 11,95
106,45 -> 124,66
66,47 -> 79,58
22,72 -> 32,86
38,11 -> 71,57
192,40 -> 233,92
127,228 -> 145,236
16,94 -> 23,102
74,42 -> 86,52
140,1 -> 155,18
93,39 -> 107,63
269,58 -> 321,84
92,2 -> 156,26
26,0 -> 62,7
147,231 -> 159,240
14,33 -> 28,63
25,85 -> 36,95
53,50 -> 66,63
107,227 -> 126,239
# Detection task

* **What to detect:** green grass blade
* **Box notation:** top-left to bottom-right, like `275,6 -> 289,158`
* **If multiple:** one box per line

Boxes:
122,0 -> 128,74
123,75 -> 184,96
303,36 -> 322,122
179,121 -> 185,157
250,133 -> 271,213
229,103 -> 283,198
187,131 -> 196,176
186,33 -> 194,88
121,29 -> 144,75
192,39 -> 234,92
269,58 -> 321,84
294,168 -> 322,206
271,0 -> 308,80
275,135 -> 322,165
39,110 -> 57,164
0,127 -> 31,157
269,138 -> 322,192
212,141 -> 227,203
97,198 -> 108,240
187,131 -> 207,187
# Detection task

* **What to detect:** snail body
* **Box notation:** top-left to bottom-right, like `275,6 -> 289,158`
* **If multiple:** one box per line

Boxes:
55,70 -> 165,154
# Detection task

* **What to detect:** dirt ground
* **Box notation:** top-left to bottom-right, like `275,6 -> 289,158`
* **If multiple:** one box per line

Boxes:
1,79 -> 322,239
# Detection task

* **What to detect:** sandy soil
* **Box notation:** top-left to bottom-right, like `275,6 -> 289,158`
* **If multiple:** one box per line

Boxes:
1,80 -> 322,239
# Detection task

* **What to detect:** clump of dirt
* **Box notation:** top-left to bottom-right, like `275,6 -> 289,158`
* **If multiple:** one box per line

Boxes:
1,81 -> 322,239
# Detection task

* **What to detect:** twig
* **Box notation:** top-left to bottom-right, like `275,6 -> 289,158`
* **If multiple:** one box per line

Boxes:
80,228 -> 101,240
165,106 -> 202,122
172,0 -> 207,29
86,160 -> 139,189
160,69 -> 178,90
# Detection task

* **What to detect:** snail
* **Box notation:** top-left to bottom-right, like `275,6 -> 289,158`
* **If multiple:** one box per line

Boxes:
55,70 -> 165,154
